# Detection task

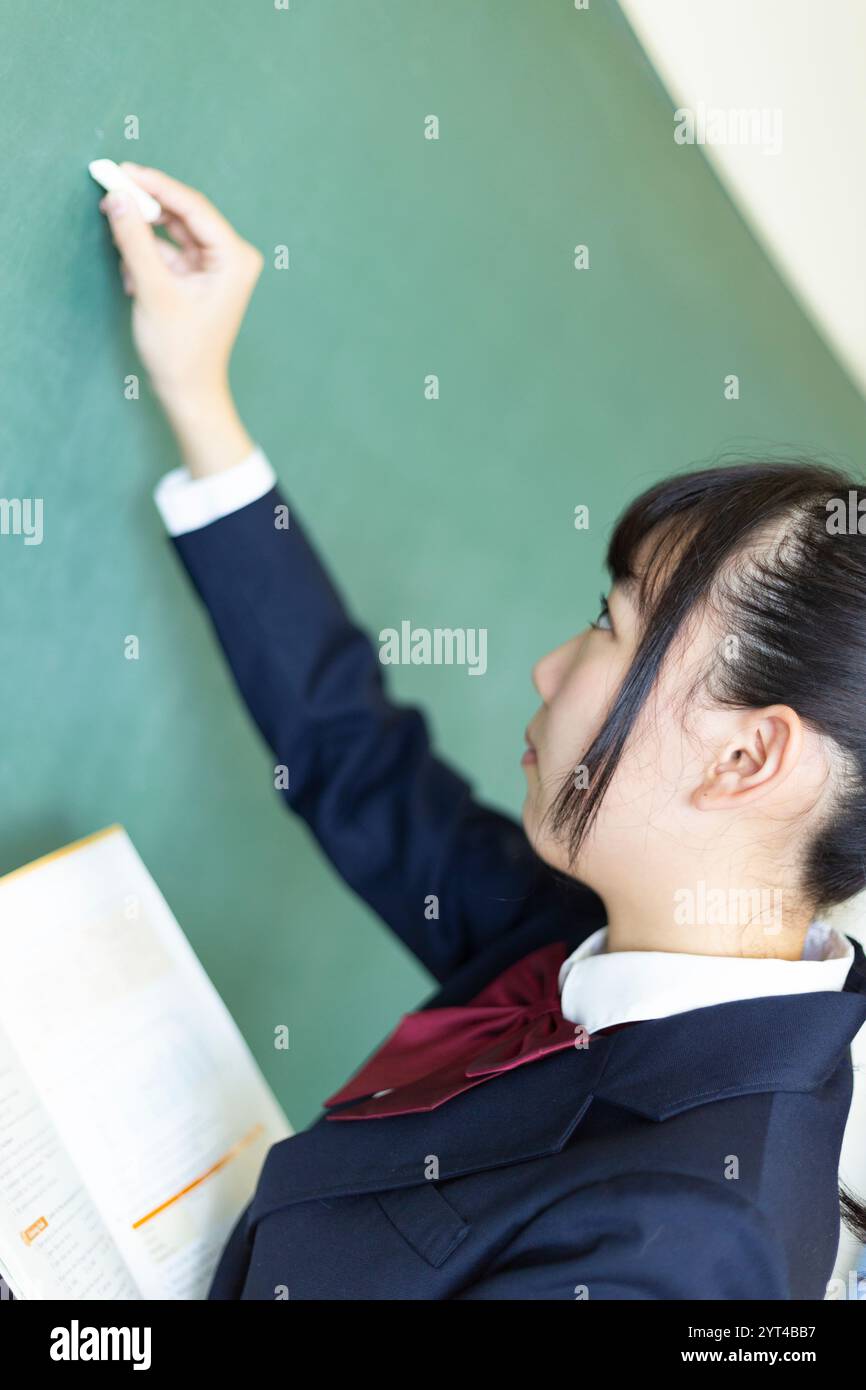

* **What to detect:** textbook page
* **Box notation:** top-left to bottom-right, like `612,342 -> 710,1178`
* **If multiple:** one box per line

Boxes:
0,1026 -> 140,1299
0,827 -> 293,1300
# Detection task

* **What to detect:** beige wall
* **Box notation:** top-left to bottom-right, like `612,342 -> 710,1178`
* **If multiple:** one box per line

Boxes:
620,0 -> 866,399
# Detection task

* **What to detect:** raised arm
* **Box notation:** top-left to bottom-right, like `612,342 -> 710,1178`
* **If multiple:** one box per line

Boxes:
167,472 -> 564,979
98,164 -> 595,982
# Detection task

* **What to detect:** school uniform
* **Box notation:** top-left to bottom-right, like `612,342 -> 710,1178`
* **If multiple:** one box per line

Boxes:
154,448 -> 866,1301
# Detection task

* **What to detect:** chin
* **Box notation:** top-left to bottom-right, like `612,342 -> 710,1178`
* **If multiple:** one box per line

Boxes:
521,797 -> 555,868
520,793 -> 540,846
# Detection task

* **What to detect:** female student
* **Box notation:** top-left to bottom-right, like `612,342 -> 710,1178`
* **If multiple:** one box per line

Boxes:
98,164 -> 866,1300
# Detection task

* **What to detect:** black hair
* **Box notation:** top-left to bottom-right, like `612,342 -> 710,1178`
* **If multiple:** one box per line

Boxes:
549,457 -> 866,1244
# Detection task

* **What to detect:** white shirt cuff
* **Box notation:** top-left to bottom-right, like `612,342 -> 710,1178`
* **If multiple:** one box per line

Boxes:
153,446 -> 277,537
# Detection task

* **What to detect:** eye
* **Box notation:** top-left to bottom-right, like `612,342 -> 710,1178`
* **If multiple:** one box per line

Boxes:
588,591 -> 612,632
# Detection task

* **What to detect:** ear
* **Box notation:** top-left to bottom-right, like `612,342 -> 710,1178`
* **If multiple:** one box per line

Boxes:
692,706 -> 804,810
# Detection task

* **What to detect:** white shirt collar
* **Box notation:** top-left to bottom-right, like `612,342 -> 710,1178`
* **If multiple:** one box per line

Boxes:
558,917 -> 855,1034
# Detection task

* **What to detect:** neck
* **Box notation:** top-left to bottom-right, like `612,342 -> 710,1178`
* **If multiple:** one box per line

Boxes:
601,880 -> 813,960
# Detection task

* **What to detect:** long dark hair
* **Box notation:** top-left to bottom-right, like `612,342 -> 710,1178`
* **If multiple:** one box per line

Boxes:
549,456 -> 866,1244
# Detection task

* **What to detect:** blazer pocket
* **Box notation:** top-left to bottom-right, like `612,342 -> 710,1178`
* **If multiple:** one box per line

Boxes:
375,1182 -> 470,1268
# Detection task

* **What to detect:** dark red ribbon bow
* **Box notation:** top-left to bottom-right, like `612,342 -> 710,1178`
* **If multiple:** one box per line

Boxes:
324,939 -> 592,1120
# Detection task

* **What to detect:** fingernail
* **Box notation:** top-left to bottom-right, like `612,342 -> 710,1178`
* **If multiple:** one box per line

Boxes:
105,192 -> 128,216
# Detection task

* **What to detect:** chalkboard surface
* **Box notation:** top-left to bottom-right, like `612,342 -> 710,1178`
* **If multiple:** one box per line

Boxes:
2,0 -> 863,1127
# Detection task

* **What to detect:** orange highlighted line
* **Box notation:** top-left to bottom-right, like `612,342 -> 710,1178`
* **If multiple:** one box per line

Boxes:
131,1123 -> 265,1230
21,1215 -> 48,1245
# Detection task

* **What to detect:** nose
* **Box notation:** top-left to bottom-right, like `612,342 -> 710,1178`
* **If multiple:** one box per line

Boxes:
532,635 -> 579,704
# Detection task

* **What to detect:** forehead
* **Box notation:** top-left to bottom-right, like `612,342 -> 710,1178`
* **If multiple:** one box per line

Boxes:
616,521 -> 699,615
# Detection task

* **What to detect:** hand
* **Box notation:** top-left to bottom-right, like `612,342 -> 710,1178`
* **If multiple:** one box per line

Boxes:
99,163 -> 264,476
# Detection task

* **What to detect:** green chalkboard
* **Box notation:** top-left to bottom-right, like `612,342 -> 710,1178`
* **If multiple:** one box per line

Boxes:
2,0 -> 864,1128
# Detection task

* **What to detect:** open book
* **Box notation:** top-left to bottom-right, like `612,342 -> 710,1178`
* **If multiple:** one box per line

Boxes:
0,826 -> 292,1300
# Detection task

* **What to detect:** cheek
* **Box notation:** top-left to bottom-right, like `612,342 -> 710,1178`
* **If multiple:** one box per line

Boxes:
597,702 -> 693,836
545,647 -> 624,772
522,658 -> 614,871
524,651 -> 620,865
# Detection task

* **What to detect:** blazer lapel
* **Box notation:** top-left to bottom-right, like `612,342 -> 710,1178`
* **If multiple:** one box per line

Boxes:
247,934 -> 866,1230
247,1027 -> 616,1227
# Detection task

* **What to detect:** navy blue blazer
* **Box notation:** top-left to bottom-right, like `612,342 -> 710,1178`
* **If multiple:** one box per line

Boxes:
171,486 -> 866,1301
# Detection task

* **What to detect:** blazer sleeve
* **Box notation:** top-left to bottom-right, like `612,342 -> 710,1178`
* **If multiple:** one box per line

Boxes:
454,1172 -> 792,1300
170,486 -> 592,982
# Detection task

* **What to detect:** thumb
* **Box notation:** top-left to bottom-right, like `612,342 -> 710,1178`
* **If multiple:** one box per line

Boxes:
102,191 -> 170,300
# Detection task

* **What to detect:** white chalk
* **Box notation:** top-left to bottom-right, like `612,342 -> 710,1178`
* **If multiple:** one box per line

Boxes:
88,159 -> 162,222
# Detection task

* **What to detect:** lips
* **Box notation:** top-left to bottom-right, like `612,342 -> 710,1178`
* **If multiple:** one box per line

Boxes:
522,727 -> 538,766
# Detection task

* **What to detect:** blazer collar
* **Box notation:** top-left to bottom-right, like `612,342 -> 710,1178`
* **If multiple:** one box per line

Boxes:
247,936 -> 866,1230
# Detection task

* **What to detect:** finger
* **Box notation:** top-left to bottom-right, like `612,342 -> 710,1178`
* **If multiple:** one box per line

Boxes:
160,212 -> 198,253
100,191 -> 171,300
118,163 -> 235,252
158,214 -> 207,273
153,237 -> 193,275
116,231 -> 186,287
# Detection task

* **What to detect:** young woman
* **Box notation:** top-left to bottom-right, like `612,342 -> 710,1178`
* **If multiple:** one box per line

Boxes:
98,165 -> 866,1301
